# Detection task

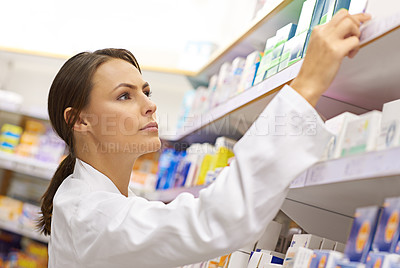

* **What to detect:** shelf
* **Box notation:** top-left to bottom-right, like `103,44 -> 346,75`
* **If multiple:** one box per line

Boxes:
0,46 -> 199,77
194,0 -> 303,78
0,102 -> 49,121
141,147 -> 400,242
162,13 -> 400,145
0,151 -> 57,180
0,219 -> 48,243
283,146 -> 400,243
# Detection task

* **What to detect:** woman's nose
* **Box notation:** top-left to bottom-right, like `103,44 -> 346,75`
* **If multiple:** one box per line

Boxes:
143,98 -> 157,116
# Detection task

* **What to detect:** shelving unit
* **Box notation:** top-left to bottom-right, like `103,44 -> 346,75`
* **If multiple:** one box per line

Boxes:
0,151 -> 56,180
0,102 -> 49,121
0,219 -> 48,243
143,146 -> 400,243
162,12 -> 400,145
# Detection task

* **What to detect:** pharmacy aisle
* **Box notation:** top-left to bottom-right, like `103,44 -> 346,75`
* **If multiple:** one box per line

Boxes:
0,0 -> 400,266
135,0 -> 400,267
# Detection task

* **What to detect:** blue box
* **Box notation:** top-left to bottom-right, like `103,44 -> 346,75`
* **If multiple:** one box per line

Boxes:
333,0 -> 351,14
344,206 -> 381,263
309,250 -> 344,268
373,197 -> 400,252
365,252 -> 400,268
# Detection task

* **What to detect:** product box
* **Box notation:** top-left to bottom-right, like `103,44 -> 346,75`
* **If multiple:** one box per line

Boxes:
254,36 -> 278,85
212,62 -> 232,108
344,206 -> 381,263
295,0 -> 318,36
339,111 -> 382,157
348,0 -> 368,14
372,197 -> 400,252
283,234 -> 323,268
320,238 -> 336,250
228,57 -> 246,99
309,250 -> 344,268
257,251 -> 285,268
334,242 -> 346,253
0,124 -> 23,153
237,51 -> 263,93
278,31 -> 309,71
265,23 -> 297,78
320,0 -> 337,24
248,251 -> 264,268
333,0 -> 351,14
336,260 -> 366,268
226,251 -> 251,268
365,252 -> 400,268
256,221 -> 283,251
19,202 -> 41,230
377,99 -> 400,150
303,0 -> 327,55
292,247 -> 314,268
208,137 -> 236,172
322,112 -> 359,160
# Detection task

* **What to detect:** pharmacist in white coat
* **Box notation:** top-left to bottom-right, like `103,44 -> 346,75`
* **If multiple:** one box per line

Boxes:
39,10 -> 371,268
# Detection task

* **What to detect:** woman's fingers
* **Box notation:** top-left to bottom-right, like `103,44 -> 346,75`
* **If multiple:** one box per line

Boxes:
340,36 -> 361,57
289,10 -> 371,107
335,17 -> 361,38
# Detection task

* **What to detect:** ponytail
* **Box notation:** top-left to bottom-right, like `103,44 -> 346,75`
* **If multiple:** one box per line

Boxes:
38,153 -> 76,236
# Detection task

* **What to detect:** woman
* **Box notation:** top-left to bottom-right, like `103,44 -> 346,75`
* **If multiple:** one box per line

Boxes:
39,10 -> 370,268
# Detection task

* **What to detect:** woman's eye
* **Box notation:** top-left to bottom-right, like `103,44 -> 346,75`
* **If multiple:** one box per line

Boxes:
117,92 -> 130,101
144,90 -> 152,98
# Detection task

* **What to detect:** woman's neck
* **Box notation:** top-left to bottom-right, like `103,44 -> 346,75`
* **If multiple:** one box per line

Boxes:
76,142 -> 138,197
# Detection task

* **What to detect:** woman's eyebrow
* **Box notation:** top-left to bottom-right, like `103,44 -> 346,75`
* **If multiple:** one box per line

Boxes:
113,82 -> 149,91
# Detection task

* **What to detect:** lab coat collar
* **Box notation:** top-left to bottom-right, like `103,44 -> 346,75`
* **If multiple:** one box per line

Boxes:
74,158 -> 135,197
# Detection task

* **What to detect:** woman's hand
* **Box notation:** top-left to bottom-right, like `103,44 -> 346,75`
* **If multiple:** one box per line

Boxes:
290,9 -> 371,107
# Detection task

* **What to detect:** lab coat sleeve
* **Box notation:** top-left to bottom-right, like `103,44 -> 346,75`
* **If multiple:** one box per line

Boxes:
70,85 -> 333,268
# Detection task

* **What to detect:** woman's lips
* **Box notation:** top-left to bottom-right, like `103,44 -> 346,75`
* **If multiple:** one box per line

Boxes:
140,122 -> 158,132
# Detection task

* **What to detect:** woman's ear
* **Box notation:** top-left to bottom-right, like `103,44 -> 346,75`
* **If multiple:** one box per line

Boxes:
64,107 -> 88,133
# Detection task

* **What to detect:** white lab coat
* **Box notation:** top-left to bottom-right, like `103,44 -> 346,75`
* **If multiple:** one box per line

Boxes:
48,85 -> 332,268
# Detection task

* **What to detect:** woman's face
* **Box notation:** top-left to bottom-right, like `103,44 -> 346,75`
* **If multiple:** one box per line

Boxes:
81,58 -> 161,155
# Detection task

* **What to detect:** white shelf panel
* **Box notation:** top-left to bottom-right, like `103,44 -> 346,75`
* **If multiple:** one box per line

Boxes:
0,219 -> 48,243
0,151 -> 57,180
163,13 -> 400,144
0,102 -> 49,121
288,147 -> 400,217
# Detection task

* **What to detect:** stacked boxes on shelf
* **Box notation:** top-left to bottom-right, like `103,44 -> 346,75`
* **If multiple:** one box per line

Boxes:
0,119 -> 65,165
321,97 -> 400,161
187,196 -> 400,268
176,0 -> 369,132
155,137 -> 236,190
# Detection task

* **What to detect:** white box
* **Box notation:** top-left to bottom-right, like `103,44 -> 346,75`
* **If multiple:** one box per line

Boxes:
339,110 -> 382,157
283,235 -> 323,268
292,247 -> 314,268
322,112 -> 359,160
258,251 -> 285,268
334,242 -> 346,253
348,0 -> 368,14
256,221 -> 282,251
319,238 -> 336,250
248,251 -> 264,268
295,0 -> 317,36
377,99 -> 400,150
228,251 -> 251,268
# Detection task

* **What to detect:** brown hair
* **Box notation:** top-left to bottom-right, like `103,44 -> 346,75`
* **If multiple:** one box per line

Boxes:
38,48 -> 141,236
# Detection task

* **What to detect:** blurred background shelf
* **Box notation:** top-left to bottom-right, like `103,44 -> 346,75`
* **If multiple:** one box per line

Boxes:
0,219 -> 48,243
0,151 -> 57,180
